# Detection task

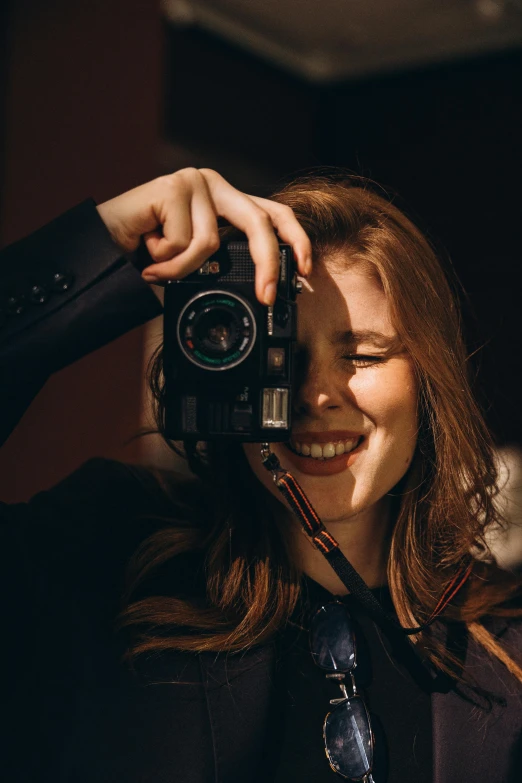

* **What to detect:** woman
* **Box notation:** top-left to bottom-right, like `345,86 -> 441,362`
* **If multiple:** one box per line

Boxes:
1,168 -> 521,783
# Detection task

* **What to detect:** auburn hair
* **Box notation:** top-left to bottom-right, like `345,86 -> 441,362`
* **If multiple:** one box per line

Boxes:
119,172 -> 522,682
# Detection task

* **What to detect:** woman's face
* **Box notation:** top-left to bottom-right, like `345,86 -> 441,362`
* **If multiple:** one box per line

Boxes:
243,258 -> 419,524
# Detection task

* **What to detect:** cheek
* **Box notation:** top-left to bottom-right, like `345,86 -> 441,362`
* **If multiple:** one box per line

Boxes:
350,363 -> 418,438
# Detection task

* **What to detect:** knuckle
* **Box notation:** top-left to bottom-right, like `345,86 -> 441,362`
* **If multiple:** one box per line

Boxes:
169,238 -> 190,255
198,167 -> 219,181
156,172 -> 182,197
206,233 -> 221,254
176,167 -> 202,189
191,236 -> 217,258
194,234 -> 220,257
161,168 -> 199,193
277,203 -> 295,220
178,166 -> 199,179
251,208 -> 271,229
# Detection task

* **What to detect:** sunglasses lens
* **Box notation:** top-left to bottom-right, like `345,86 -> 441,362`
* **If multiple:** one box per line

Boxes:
310,603 -> 356,672
324,696 -> 373,780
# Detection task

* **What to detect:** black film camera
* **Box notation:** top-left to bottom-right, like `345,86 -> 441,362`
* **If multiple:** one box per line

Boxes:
163,242 -> 302,441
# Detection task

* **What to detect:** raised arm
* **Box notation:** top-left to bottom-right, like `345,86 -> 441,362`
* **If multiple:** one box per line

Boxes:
0,199 -> 162,446
0,168 -> 312,447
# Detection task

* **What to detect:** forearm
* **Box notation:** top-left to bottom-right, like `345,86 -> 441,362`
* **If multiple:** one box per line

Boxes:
0,168 -> 311,448
0,200 -> 162,446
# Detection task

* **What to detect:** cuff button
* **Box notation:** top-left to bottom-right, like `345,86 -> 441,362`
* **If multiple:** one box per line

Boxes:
28,284 -> 49,305
7,295 -> 26,315
51,272 -> 74,292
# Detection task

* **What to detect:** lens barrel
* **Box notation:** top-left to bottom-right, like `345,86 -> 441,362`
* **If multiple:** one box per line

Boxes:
177,290 -> 257,371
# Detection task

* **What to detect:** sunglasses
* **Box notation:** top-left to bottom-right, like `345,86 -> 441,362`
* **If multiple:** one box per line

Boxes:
310,601 -> 376,782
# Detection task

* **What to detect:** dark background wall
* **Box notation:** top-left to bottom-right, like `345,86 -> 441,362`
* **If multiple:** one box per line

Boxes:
0,0 -> 162,501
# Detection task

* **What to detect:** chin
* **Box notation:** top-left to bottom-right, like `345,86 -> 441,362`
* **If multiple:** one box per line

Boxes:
242,439 -> 405,527
295,482 -> 381,525
271,442 -> 404,523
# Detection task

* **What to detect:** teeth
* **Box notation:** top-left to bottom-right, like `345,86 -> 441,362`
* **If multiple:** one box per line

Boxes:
291,438 -> 360,460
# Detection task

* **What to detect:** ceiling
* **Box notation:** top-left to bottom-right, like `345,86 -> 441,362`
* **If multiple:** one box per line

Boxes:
163,0 -> 522,81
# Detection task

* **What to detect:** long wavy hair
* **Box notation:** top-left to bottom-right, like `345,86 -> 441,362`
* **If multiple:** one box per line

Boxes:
119,172 -> 522,681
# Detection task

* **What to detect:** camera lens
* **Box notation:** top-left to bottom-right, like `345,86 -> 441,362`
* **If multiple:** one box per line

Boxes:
198,310 -> 236,353
177,291 -> 257,370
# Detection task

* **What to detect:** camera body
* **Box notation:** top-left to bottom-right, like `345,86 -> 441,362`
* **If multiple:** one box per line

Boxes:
163,242 -> 301,441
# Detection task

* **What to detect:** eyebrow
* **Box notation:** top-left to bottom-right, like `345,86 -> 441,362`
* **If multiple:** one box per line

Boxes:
331,330 -> 402,350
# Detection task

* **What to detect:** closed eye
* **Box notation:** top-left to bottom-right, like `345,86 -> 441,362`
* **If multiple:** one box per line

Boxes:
341,355 -> 387,368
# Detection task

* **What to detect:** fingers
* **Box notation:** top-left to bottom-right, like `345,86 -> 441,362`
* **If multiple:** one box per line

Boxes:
223,201 -> 281,305
248,196 -> 313,278
200,169 -> 304,305
142,171 -> 219,279
143,191 -> 192,262
133,167 -> 312,307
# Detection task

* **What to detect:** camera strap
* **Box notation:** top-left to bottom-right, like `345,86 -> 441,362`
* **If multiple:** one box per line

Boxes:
261,444 -> 473,638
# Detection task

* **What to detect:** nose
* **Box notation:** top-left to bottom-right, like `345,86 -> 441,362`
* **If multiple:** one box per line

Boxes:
293,354 -> 345,419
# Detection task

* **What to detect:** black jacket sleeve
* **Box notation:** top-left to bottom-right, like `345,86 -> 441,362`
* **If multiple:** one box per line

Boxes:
0,205 -> 213,783
0,199 -> 163,446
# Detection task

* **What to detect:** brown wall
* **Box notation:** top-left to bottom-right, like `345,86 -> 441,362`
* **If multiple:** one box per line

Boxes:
0,0 -> 162,501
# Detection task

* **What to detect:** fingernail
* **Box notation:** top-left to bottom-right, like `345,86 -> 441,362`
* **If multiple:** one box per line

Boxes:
305,258 -> 313,276
263,281 -> 277,305
142,272 -> 159,283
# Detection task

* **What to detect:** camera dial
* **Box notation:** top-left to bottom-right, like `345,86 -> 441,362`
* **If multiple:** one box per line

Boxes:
177,290 -> 257,371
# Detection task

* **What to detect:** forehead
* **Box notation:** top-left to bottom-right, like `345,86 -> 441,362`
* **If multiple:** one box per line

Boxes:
298,261 -> 396,344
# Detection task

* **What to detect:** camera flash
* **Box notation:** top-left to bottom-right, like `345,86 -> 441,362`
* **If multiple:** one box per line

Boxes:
262,388 -> 289,429
267,347 -> 285,374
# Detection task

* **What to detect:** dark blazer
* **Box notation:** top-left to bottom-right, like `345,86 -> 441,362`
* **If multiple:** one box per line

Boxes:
1,203 -> 521,783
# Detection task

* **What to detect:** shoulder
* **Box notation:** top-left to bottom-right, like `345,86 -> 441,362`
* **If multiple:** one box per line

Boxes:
467,613 -> 522,694
1,457 -> 206,596
29,454 -> 203,516
27,456 -> 199,519
496,614 -> 522,646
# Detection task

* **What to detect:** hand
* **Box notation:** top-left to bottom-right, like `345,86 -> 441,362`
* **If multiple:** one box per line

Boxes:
96,168 -> 312,305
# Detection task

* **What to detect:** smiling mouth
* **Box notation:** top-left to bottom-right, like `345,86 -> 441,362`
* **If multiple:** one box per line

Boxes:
286,436 -> 364,461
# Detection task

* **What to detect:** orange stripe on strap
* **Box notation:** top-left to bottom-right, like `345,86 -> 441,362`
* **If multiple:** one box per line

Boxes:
278,477 -> 315,534
313,536 -> 330,553
285,475 -> 322,527
321,531 -> 339,549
